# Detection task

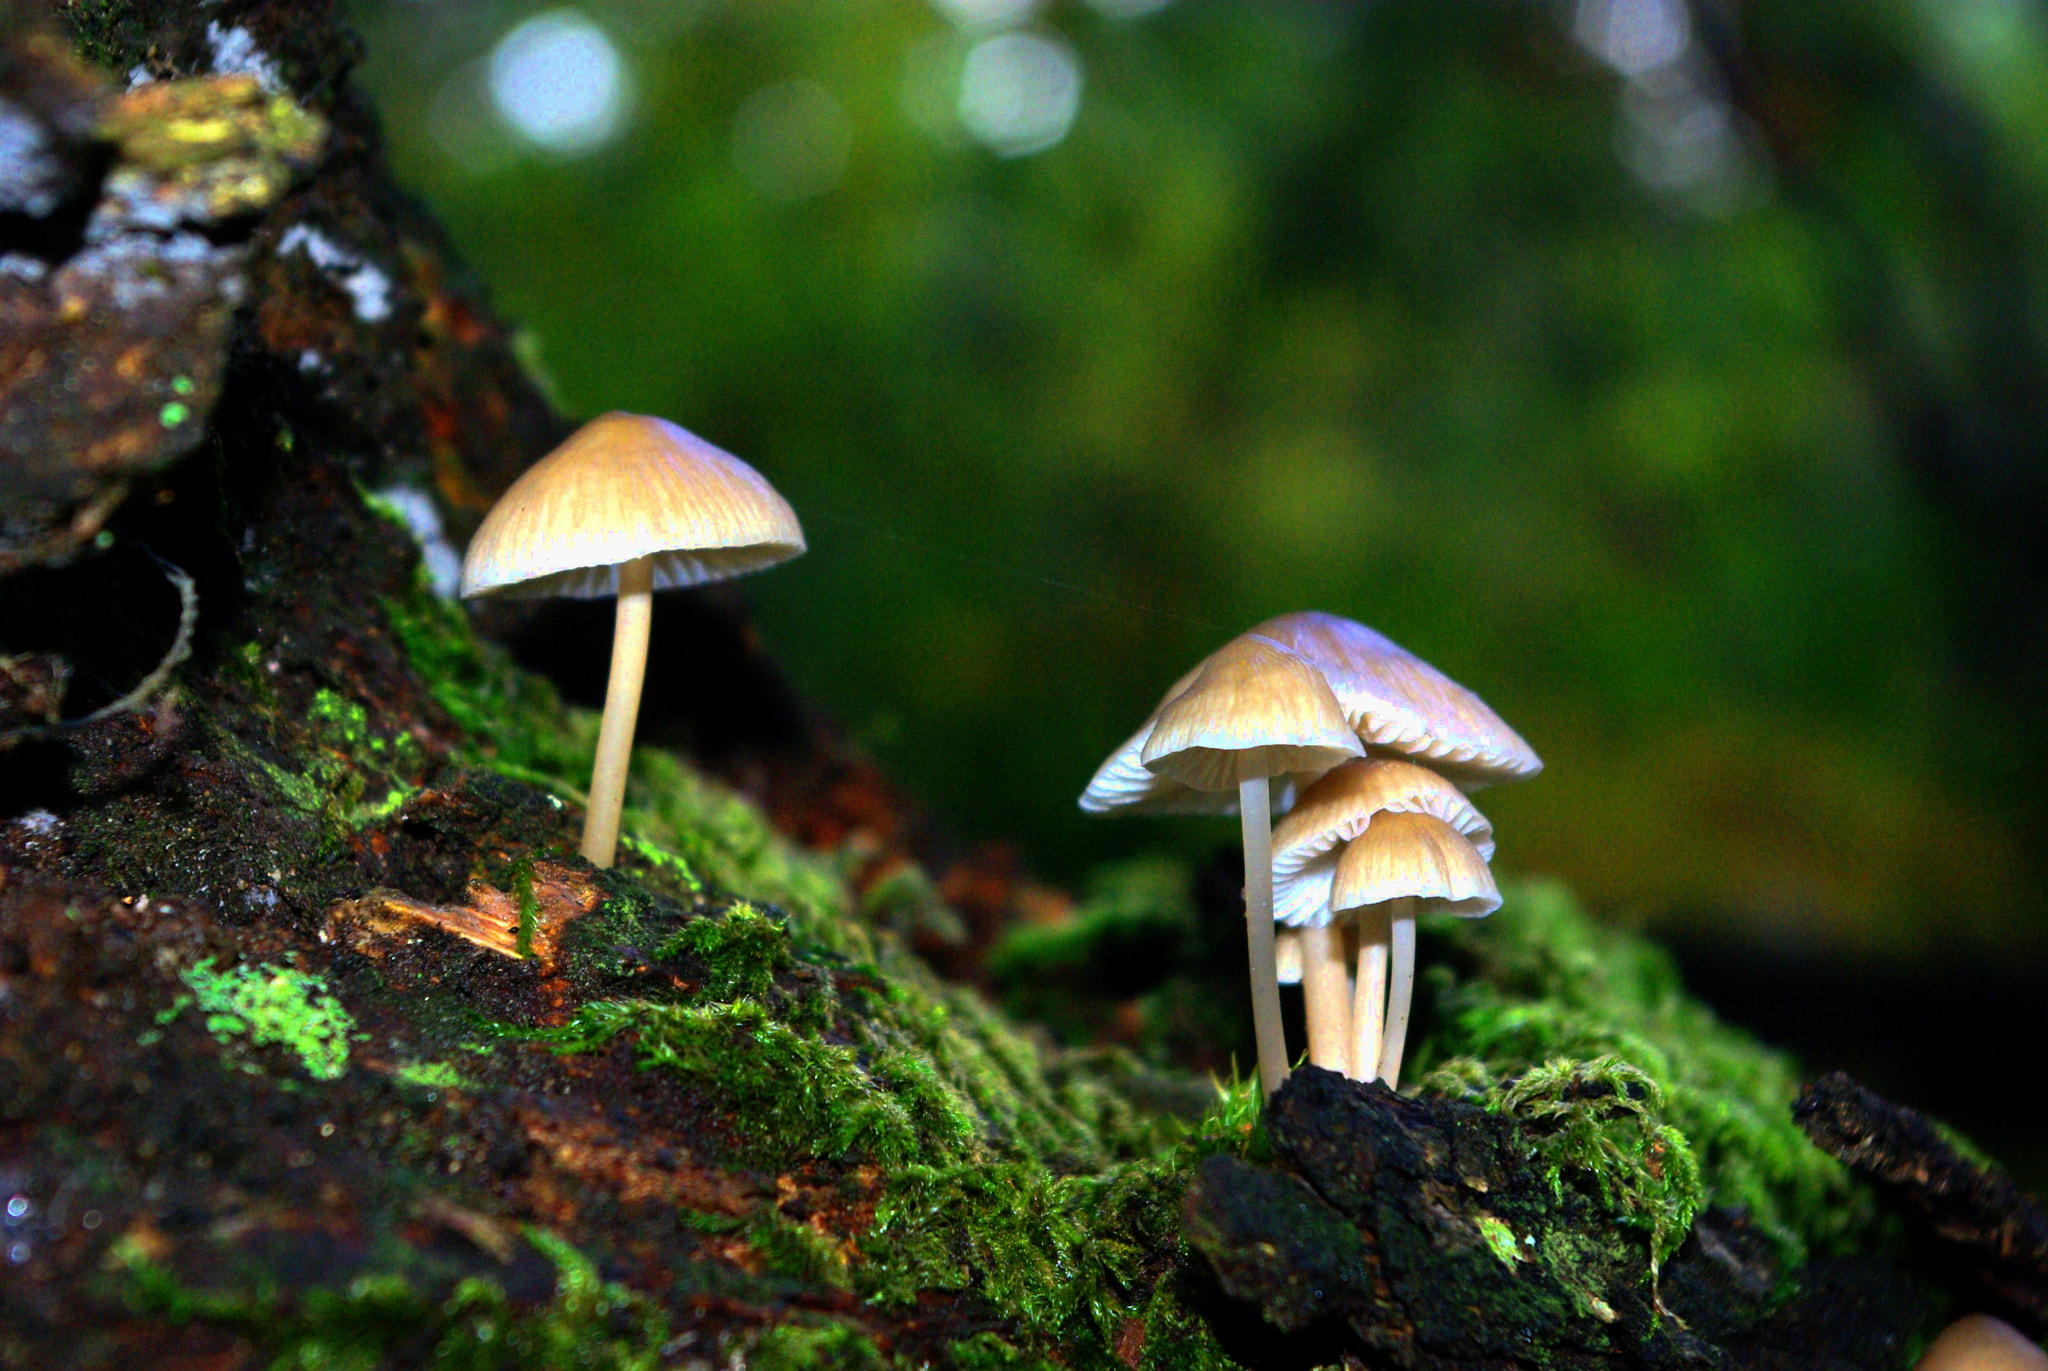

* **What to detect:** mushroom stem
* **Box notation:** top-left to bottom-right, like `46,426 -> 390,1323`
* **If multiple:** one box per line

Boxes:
1240,775 -> 1290,1098
1300,921 -> 1352,1073
1376,897 -> 1416,1088
1350,905 -> 1390,1082
580,555 -> 654,869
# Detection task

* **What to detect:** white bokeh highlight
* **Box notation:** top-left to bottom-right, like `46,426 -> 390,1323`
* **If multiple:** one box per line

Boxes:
929,0 -> 1040,32
1573,0 -> 1767,217
1573,0 -> 1689,77
958,32 -> 1082,158
487,10 -> 631,155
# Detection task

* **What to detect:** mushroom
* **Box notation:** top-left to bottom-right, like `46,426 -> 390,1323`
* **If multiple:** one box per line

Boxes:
1136,633 -> 1364,1095
460,412 -> 805,867
1271,759 -> 1493,1076
1328,810 -> 1500,1088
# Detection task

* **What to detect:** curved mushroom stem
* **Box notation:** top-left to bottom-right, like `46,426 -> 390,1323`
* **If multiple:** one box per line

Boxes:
1350,906 -> 1390,1082
1300,922 -> 1351,1074
1375,897 -> 1417,1088
1240,775 -> 1290,1098
581,555 -> 654,868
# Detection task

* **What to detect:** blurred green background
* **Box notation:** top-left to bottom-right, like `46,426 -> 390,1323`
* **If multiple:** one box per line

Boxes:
353,1 -> 2048,992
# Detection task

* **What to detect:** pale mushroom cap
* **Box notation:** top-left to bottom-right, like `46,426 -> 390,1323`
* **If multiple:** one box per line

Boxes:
1141,634 -> 1366,792
1270,759 -> 1495,926
1079,659 -> 1229,816
1330,811 -> 1501,920
460,412 -> 806,599
1250,611 -> 1541,788
1917,1317 -> 2048,1371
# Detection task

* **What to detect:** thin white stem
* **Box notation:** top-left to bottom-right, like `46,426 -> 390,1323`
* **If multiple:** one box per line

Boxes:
1351,906 -> 1390,1082
580,556 -> 654,869
1376,898 -> 1417,1089
1300,921 -> 1351,1074
1240,775 -> 1289,1098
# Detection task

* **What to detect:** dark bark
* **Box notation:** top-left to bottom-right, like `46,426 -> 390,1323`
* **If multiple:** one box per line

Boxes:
1798,1070 -> 2048,1338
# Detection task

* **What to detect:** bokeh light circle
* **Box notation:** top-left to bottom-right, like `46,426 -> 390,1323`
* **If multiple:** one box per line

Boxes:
957,32 -> 1082,158
486,9 -> 631,155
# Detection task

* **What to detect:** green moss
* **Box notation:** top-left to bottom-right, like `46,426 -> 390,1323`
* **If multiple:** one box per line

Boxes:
750,1323 -> 888,1371
1412,881 -> 1881,1266
393,1060 -> 478,1091
517,998 -> 928,1167
652,901 -> 793,1003
747,1211 -> 854,1291
947,1332 -> 1061,1371
178,958 -> 353,1080
1426,1055 -> 1702,1277
113,1225 -> 669,1369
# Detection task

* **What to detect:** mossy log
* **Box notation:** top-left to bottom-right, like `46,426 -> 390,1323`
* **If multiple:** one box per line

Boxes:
1,2 -> 2042,1368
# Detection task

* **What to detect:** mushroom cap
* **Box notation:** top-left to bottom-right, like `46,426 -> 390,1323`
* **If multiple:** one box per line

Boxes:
1140,634 -> 1366,792
1079,659 -> 1224,815
460,412 -> 806,599
1249,611 -> 1540,788
1915,1316 -> 2047,1371
1330,811 -> 1500,921
1270,759 -> 1494,926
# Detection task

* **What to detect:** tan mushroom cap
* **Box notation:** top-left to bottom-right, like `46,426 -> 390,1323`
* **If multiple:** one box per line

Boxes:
1250,611 -> 1540,788
1330,811 -> 1501,920
1140,634 -> 1365,792
1270,759 -> 1494,926
460,412 -> 805,599
1915,1316 -> 2048,1371
1078,659 -> 1224,816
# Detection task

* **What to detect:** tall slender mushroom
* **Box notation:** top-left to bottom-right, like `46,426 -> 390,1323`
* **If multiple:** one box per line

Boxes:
1271,759 -> 1493,1075
1329,810 -> 1500,1088
460,412 -> 805,867
1137,633 -> 1364,1095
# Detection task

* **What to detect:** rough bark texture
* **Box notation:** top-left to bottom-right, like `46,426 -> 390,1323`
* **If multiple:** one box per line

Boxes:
1798,1071 -> 2048,1339
1,3 -> 2041,1369
1185,1067 -> 1933,1371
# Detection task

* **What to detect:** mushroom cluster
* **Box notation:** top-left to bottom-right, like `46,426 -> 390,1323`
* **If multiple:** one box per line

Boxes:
1081,612 -> 1539,1096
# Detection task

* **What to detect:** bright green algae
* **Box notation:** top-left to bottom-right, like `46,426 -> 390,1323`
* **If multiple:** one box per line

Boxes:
175,957 -> 355,1080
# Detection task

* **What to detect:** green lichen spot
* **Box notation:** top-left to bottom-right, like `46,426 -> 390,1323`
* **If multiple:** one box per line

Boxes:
170,374 -> 195,395
159,401 -> 190,427
1476,1214 -> 1522,1268
178,958 -> 352,1080
394,1060 -> 477,1091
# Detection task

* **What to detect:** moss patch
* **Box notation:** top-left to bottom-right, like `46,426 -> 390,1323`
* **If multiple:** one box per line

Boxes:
177,957 -> 354,1080
1413,881 -> 1882,1265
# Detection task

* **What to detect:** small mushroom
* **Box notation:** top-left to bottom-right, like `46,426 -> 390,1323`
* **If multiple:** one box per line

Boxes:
1329,810 -> 1499,1088
1272,759 -> 1493,1075
1916,1316 -> 2048,1371
460,412 -> 804,867
1138,633 -> 1364,1095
